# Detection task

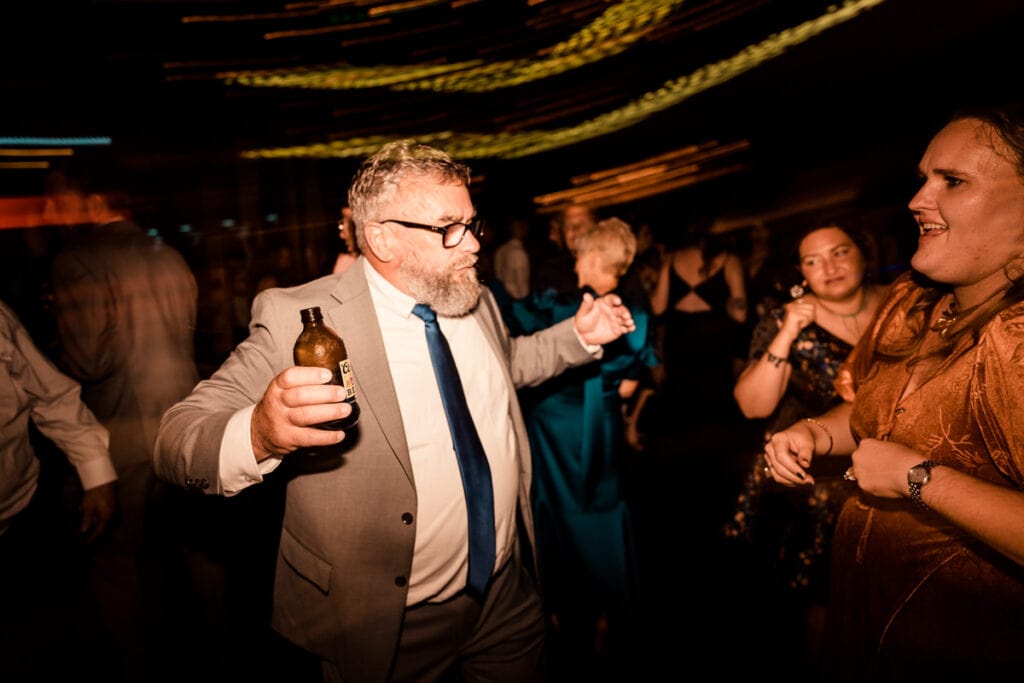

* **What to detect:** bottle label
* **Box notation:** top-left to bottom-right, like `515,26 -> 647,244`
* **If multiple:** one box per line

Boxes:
337,359 -> 356,400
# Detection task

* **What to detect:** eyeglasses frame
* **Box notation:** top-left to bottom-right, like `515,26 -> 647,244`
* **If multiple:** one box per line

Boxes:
380,217 -> 484,248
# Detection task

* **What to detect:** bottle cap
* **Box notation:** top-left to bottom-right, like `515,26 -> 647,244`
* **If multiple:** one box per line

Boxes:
300,306 -> 323,323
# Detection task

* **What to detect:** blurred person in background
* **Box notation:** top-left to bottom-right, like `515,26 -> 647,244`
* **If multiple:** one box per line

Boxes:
646,219 -> 748,437
508,217 -> 658,679
332,206 -> 360,275
255,240 -> 301,294
493,215 -> 532,300
625,218 -> 755,648
627,220 -> 666,302
0,298 -> 117,679
532,203 -> 598,298
763,101 -> 1024,679
726,216 -> 886,677
617,218 -> 665,453
45,172 -> 214,681
728,222 -> 776,323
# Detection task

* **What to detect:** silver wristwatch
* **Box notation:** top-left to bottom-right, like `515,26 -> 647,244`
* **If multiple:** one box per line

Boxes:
907,460 -> 940,507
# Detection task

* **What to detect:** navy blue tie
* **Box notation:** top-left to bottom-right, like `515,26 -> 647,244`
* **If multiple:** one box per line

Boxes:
411,304 -> 496,598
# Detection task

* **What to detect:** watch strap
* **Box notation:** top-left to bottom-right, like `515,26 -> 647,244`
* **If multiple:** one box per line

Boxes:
908,460 -> 940,507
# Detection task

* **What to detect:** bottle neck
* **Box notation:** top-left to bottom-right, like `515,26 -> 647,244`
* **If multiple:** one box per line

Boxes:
300,306 -> 325,324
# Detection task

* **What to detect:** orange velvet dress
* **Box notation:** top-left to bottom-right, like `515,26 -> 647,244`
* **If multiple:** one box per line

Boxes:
824,273 -> 1024,681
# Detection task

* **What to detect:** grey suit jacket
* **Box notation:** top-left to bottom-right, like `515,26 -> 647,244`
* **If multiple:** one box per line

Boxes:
154,258 -> 597,680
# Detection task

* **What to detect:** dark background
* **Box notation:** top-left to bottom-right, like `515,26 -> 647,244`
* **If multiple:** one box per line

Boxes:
2,0 -> 1022,227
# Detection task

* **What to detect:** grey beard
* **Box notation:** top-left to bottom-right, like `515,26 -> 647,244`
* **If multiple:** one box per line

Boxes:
400,255 -> 481,317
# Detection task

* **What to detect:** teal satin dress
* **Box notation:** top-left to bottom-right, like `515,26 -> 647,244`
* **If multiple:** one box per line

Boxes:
509,287 -> 657,618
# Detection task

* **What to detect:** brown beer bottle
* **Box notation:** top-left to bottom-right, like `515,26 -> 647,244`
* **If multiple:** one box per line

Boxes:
293,306 -> 360,430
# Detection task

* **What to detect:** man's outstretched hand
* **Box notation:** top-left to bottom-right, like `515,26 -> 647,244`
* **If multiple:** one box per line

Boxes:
573,292 -> 636,346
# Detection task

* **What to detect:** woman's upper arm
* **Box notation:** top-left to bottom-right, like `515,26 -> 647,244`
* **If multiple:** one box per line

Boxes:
972,317 -> 1024,484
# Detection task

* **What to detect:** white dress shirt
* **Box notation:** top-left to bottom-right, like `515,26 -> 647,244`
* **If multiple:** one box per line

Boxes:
0,301 -> 115,535
219,260 -> 519,603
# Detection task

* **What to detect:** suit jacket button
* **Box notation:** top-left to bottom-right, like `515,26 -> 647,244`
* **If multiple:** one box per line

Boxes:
394,576 -> 407,587
401,512 -> 413,525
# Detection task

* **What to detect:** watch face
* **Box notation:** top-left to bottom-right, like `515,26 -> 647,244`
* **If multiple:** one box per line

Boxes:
908,466 -> 930,485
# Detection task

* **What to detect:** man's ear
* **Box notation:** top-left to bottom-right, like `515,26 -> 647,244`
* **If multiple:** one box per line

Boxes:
362,221 -> 396,262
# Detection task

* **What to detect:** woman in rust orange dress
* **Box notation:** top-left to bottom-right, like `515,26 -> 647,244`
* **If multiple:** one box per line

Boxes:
763,101 -> 1024,680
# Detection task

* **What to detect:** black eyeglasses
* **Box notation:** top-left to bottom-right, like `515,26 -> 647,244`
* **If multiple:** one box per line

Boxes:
381,217 -> 484,248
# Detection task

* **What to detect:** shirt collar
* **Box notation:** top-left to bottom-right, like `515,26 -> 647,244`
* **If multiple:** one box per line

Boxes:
362,258 -> 418,319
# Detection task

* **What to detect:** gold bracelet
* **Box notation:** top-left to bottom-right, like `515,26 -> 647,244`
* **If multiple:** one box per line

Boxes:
765,350 -> 788,367
802,417 -> 834,456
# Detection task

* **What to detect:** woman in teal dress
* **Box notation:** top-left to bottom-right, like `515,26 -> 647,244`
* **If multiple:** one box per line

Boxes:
507,217 -> 657,669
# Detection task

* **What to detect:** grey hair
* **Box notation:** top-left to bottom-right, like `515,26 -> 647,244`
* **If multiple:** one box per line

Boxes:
347,139 -> 472,252
576,216 -> 637,278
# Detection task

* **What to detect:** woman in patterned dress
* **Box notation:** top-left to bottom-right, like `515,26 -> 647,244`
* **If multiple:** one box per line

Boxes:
726,218 -> 886,675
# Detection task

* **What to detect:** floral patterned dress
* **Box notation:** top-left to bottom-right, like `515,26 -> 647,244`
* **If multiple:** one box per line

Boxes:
723,306 -> 855,600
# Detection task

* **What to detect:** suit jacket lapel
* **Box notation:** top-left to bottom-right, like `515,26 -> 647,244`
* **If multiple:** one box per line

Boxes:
321,261 -> 415,487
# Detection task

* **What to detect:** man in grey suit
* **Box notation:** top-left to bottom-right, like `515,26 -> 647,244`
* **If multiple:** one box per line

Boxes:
154,139 -> 636,682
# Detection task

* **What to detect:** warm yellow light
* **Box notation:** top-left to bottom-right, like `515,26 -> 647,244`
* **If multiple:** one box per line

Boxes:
531,137 -> 753,211
0,196 -> 47,229
239,0 -> 885,160
226,0 -> 685,91
0,161 -> 50,169
536,163 -> 750,213
0,148 -> 73,157
571,143 -> 707,184
368,0 -> 443,17
614,165 -> 669,184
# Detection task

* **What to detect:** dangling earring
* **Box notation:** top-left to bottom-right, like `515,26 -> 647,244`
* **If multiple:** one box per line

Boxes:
790,279 -> 807,300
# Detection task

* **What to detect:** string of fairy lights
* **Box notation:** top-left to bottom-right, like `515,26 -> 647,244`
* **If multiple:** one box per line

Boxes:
223,0 -> 685,92
238,0 -> 887,160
